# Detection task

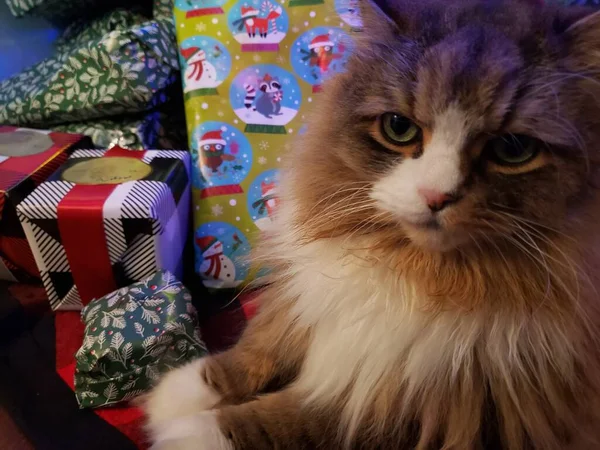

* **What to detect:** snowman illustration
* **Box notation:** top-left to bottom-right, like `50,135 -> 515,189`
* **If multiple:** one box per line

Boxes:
196,235 -> 243,289
181,45 -> 223,95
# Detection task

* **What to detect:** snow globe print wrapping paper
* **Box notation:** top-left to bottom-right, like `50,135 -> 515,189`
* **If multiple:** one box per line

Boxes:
74,270 -> 207,408
174,0 -> 360,291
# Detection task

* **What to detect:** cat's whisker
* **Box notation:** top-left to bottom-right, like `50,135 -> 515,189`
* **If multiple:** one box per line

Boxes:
305,183 -> 373,216
309,189 -> 373,214
507,216 -> 595,302
550,117 -> 588,163
490,215 -> 579,305
509,223 -> 563,304
480,219 -> 551,281
491,211 -> 586,285
466,231 -> 485,257
528,71 -> 600,98
489,207 -> 577,243
338,211 -> 392,247
311,204 -> 376,230
303,199 -> 375,228
473,229 -> 511,269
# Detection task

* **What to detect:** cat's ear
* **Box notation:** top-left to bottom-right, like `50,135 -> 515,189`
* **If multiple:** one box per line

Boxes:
563,9 -> 600,70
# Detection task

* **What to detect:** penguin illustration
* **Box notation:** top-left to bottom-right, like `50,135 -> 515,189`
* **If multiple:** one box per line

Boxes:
197,130 -> 235,173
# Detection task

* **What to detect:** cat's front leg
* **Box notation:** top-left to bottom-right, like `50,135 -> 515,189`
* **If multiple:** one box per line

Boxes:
144,296 -> 308,445
150,387 -> 337,450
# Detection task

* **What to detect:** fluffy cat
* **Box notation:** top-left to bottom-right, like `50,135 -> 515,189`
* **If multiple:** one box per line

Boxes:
144,0 -> 600,448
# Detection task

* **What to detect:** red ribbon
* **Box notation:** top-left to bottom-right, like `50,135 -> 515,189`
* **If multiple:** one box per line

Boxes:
57,146 -> 145,305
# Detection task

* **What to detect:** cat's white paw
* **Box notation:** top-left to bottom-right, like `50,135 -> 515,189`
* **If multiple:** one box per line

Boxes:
144,358 -> 221,438
149,411 -> 234,450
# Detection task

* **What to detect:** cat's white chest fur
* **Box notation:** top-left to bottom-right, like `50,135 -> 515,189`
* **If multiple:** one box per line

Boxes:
284,239 -> 479,432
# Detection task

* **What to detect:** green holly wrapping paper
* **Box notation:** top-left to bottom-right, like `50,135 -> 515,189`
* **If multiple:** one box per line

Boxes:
0,6 -> 178,128
154,0 -> 176,19
74,270 -> 207,408
174,0 -> 360,290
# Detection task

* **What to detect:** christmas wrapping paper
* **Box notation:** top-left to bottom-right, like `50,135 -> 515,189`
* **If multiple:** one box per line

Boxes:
0,7 -> 178,128
74,270 -> 207,408
17,146 -> 191,311
174,0 -> 360,290
0,127 -> 90,282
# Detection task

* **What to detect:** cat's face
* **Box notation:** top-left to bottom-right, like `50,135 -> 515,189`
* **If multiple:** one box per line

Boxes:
290,0 -> 600,254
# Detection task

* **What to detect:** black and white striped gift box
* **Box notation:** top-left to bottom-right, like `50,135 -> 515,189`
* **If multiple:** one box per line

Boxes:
17,148 -> 191,311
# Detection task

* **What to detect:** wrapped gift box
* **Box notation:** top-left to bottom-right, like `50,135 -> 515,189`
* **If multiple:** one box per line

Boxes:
173,0 -> 359,291
17,146 -> 191,311
74,270 -> 207,408
0,127 -> 90,282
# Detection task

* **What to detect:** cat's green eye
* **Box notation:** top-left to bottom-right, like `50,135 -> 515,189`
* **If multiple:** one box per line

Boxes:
487,135 -> 539,166
380,113 -> 421,146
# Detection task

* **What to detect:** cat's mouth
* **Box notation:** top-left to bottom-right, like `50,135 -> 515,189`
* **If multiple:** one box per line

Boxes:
401,218 -> 467,252
423,219 -> 441,230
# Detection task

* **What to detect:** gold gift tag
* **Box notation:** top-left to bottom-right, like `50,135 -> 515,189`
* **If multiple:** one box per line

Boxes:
62,157 -> 152,185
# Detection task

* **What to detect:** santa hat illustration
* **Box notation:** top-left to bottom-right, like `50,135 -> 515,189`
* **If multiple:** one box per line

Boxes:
198,130 -> 226,147
196,235 -> 220,253
241,6 -> 259,18
181,46 -> 206,62
309,34 -> 334,50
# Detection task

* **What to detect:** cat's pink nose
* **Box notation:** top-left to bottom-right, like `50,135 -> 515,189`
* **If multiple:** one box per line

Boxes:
418,188 -> 458,213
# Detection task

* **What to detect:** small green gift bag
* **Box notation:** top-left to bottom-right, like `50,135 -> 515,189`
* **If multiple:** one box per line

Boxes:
74,270 -> 207,408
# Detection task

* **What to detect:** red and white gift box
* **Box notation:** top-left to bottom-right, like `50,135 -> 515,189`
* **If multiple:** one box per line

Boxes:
17,146 -> 191,310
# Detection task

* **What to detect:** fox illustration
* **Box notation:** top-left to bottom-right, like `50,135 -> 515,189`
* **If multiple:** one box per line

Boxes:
232,3 -> 282,38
